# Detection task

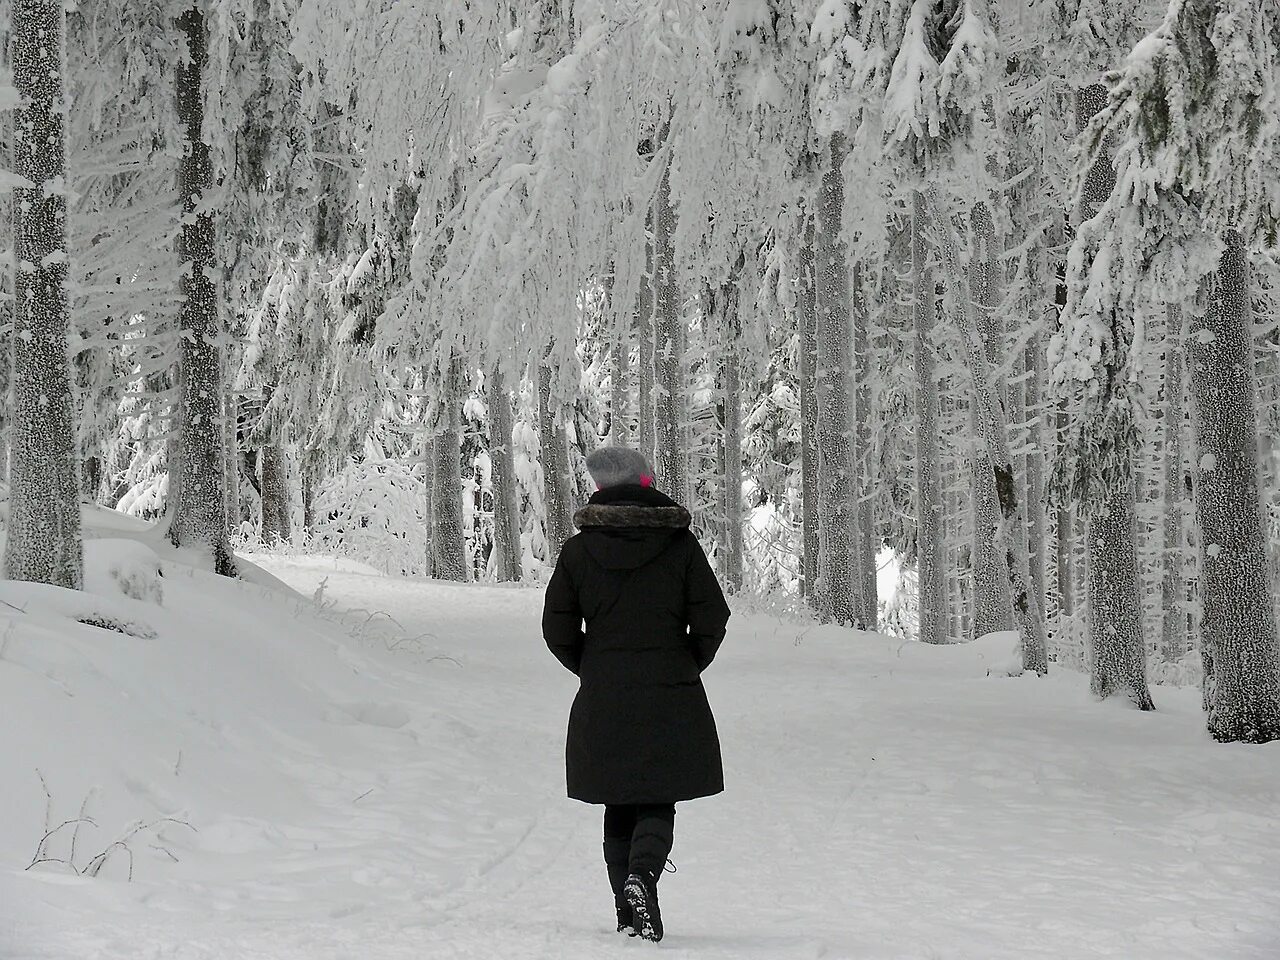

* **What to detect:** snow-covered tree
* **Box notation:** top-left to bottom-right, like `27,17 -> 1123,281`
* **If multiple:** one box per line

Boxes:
812,135 -> 860,627
4,0 -> 84,589
431,351 -> 468,582
169,3 -> 233,575
487,365 -> 522,582
1056,0 -> 1280,740
1159,304 -> 1187,662
1042,0 -> 1155,709
911,192 -> 944,644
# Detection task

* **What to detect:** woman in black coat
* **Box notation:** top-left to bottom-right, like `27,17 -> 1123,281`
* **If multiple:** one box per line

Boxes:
542,446 -> 731,942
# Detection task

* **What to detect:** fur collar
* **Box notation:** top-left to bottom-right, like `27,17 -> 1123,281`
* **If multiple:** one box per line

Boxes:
573,502 -> 691,530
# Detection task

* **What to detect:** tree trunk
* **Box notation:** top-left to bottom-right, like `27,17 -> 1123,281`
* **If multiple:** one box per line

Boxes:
1021,166 -> 1054,623
170,5 -> 233,575
912,193 -> 945,644
1025,335 -> 1048,620
798,212 -> 820,600
1048,205 -> 1076,631
260,442 -> 290,544
224,376 -> 241,536
301,449 -> 317,534
1188,232 -> 1280,743
4,0 -> 83,589
638,219 -> 656,469
1086,481 -> 1155,708
0,66 -> 11,486
538,357 -> 574,562
488,365 -> 523,582
1160,304 -> 1188,662
1076,83 -> 1153,707
433,354 -> 468,581
852,261 -> 878,628
814,135 -> 858,627
967,200 -> 1014,637
422,434 -> 435,577
606,268 -> 629,445
653,134 -> 689,506
718,261 -> 745,594
927,187 -> 1048,673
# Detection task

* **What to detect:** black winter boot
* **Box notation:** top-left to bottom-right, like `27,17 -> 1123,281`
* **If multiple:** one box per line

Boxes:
623,869 -> 663,942
625,808 -> 673,942
603,839 -> 635,935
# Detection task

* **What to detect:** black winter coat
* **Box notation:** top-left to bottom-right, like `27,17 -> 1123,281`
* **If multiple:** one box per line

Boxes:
542,484 -> 731,805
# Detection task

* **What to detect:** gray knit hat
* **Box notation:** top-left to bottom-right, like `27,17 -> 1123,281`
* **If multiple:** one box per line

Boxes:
585,446 -> 655,490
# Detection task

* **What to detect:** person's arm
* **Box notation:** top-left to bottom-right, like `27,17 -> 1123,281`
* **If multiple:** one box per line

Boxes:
685,533 -> 731,672
543,541 -> 586,675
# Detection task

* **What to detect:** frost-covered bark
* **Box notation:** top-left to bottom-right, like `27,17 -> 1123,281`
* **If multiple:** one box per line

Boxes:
967,201 -> 1013,638
852,263 -> 877,629
609,269 -> 630,445
912,193 -> 944,644
0,73 -> 10,485
637,226 -> 656,467
1189,233 -> 1280,743
928,190 -> 1048,673
433,355 -> 467,582
798,214 -> 820,600
653,141 -> 689,507
814,136 -> 858,627
1086,480 -> 1154,708
538,358 -> 574,562
259,442 -> 290,544
1075,83 -> 1153,709
488,365 -> 522,583
1160,305 -> 1187,662
301,449 -> 318,535
4,0 -> 83,589
1025,337 -> 1048,617
170,5 -> 232,576
224,375 -> 240,535
716,263 -> 744,594
421,435 -> 436,576
1055,403 -> 1077,622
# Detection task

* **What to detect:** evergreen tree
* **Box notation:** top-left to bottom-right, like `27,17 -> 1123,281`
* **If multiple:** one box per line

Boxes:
5,0 -> 83,589
911,192 -> 945,644
813,135 -> 859,626
1056,0 -> 1280,740
169,3 -> 233,575
487,364 -> 523,582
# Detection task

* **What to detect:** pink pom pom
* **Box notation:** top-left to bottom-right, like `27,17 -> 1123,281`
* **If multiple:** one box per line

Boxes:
639,473 -> 653,488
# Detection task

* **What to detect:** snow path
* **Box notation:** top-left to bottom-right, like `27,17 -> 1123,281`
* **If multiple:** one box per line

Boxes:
5,555 -> 1280,959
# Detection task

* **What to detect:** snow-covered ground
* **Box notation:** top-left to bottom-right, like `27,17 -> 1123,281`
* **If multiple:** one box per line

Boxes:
2,545 -> 1279,959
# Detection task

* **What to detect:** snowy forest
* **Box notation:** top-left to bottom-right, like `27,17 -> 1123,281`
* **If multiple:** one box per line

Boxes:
1,0 -> 1280,954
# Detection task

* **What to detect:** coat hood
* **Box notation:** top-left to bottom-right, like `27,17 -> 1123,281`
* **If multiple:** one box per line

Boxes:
573,484 -> 691,571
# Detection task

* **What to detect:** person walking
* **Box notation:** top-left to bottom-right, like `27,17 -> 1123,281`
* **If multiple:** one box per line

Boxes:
542,447 -> 731,942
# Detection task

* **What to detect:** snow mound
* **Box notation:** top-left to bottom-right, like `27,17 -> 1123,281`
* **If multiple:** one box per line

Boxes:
975,629 -> 1026,677
83,539 -> 165,605
0,579 -> 159,640
0,548 -> 421,905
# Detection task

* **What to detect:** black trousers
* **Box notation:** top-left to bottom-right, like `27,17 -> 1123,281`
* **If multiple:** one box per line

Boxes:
603,803 -> 675,879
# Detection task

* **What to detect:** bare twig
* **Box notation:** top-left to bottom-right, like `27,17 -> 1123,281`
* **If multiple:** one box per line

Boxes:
70,787 -> 98,867
149,844 -> 180,863
84,841 -> 134,880
421,654 -> 463,667
27,818 -> 98,870
36,769 -> 52,837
